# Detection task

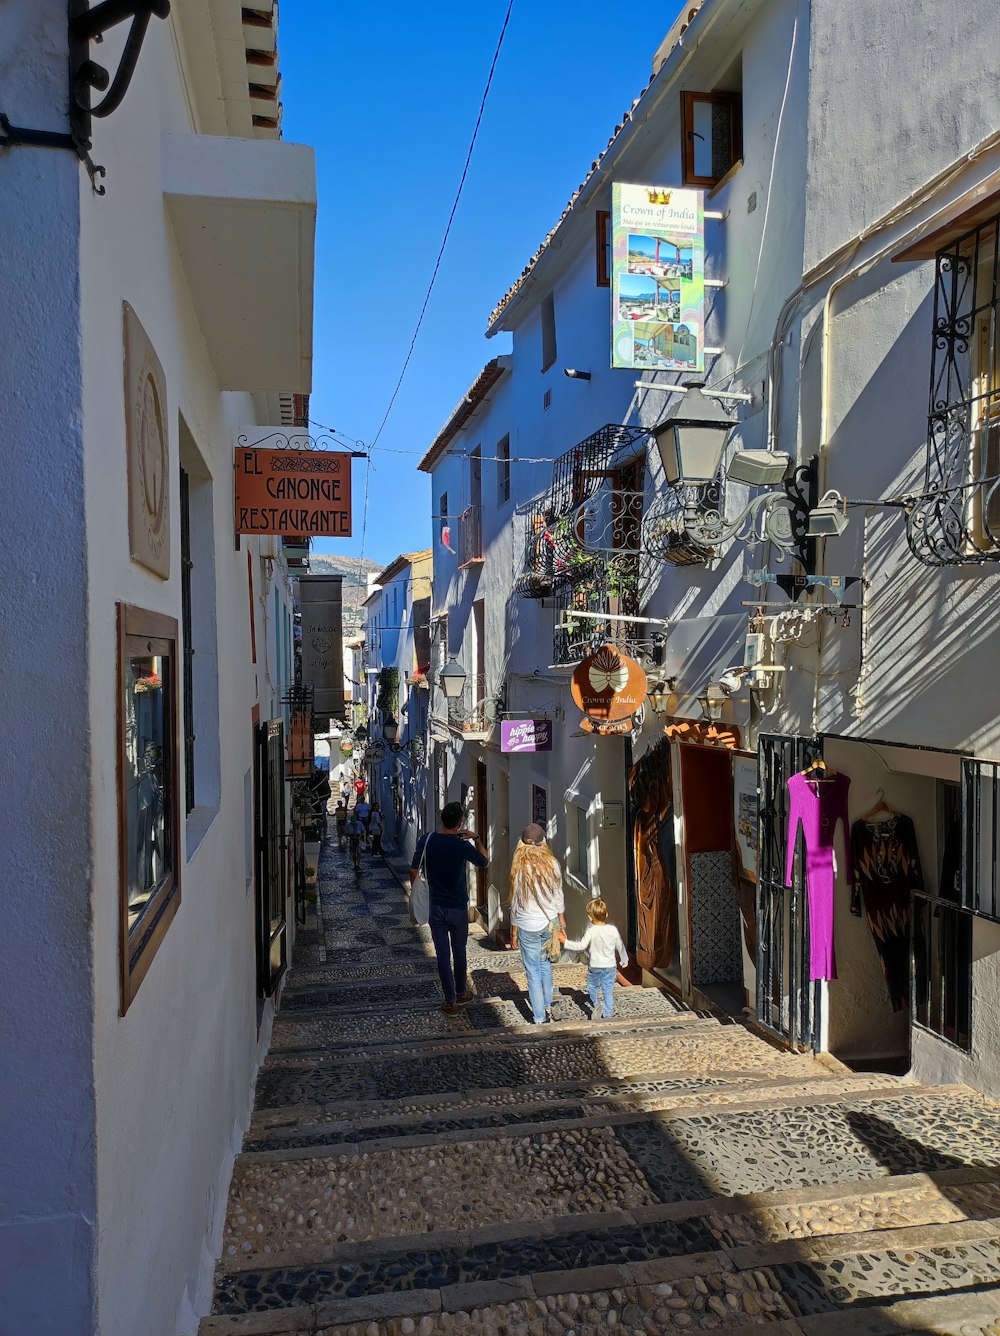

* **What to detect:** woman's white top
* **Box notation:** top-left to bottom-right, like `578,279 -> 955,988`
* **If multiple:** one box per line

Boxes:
510,866 -> 565,932
563,923 -> 628,969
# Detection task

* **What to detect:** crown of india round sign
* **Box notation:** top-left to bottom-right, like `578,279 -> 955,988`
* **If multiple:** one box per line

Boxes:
234,432 -> 353,537
571,645 -> 648,735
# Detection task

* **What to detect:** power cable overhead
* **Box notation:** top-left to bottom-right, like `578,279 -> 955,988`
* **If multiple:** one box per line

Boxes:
367,0 -> 515,455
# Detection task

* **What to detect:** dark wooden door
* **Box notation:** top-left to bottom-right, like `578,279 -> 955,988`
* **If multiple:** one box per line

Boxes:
475,760 -> 489,913
255,718 -> 287,996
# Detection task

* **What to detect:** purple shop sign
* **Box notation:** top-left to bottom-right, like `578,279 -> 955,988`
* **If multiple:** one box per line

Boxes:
501,719 -> 553,754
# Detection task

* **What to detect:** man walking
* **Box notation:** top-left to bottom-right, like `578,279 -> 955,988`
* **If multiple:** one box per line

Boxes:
355,795 -> 371,843
410,801 -> 488,1014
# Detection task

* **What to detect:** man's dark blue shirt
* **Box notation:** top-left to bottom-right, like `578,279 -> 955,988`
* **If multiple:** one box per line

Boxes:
413,832 -> 489,910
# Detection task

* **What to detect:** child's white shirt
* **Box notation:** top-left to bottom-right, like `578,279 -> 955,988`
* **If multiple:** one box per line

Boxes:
563,922 -> 628,969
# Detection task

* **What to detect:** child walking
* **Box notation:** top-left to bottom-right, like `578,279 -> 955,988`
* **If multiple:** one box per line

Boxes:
560,898 -> 628,1020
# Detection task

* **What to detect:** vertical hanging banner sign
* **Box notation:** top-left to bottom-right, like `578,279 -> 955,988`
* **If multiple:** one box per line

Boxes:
611,183 -> 705,373
299,575 -> 346,721
235,428 -> 353,537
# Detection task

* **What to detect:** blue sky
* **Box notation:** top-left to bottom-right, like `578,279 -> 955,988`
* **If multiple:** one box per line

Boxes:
279,2 -> 680,569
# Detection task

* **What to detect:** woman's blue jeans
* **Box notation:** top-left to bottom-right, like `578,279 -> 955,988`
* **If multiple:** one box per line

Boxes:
518,927 -> 554,1023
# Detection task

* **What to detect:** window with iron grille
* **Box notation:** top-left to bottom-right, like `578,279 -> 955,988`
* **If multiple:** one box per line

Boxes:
912,780 -> 972,1051
180,467 -> 195,815
911,215 -> 1000,564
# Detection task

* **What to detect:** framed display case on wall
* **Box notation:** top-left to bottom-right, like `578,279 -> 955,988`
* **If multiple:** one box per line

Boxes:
117,604 -> 182,1012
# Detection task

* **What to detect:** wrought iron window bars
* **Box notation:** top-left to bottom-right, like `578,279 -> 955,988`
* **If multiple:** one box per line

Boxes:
908,212 -> 1000,565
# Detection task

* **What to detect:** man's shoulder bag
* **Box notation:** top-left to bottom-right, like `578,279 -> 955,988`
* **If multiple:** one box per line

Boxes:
409,834 -> 431,927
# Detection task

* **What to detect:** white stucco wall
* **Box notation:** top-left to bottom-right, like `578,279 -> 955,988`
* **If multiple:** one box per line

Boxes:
78,21 -> 288,1332
804,0 -> 1000,273
1,5 -> 309,1334
0,5 -> 97,1332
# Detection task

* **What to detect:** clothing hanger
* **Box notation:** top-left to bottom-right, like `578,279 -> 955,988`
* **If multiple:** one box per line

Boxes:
800,755 -> 837,781
860,787 -> 898,822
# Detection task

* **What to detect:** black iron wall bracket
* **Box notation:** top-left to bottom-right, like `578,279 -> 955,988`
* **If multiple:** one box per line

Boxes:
0,0 -> 170,195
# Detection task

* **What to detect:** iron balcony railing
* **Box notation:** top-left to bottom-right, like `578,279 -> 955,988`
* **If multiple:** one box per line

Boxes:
458,504 -> 484,566
551,564 -> 642,666
447,673 -> 500,736
549,423 -> 648,516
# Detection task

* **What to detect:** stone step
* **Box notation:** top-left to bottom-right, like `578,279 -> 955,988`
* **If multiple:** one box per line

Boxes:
220,1084 -> 1000,1277
280,965 -> 683,1012
247,1068 -> 885,1139
268,1001 -> 714,1054
241,1077 -> 918,1161
262,1012 -> 731,1068
200,1187 -> 1000,1333
252,1021 -> 820,1111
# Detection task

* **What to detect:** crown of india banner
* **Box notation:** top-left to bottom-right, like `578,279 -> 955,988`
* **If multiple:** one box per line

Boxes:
611,183 -> 705,373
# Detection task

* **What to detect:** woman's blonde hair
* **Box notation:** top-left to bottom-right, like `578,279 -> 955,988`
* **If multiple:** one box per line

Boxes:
509,838 -> 562,913
587,898 -> 609,924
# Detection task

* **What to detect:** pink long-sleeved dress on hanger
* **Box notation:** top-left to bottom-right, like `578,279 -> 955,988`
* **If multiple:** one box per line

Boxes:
785,770 -> 852,981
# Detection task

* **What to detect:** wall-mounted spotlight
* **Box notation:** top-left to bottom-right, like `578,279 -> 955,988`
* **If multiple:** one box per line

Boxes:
806,490 -> 850,537
727,449 -> 791,487
563,369 -> 592,381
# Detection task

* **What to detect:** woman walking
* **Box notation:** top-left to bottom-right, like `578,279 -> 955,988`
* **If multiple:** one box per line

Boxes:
509,824 -> 565,1025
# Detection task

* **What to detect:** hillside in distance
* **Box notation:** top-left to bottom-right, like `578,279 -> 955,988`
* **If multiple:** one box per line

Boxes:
306,553 -> 382,631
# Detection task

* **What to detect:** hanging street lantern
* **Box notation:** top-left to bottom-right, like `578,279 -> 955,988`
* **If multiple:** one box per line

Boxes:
439,656 -> 467,700
383,717 -> 399,743
652,382 -> 736,488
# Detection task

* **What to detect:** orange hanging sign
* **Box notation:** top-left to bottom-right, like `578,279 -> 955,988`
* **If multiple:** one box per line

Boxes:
571,645 -> 648,735
235,448 -> 352,537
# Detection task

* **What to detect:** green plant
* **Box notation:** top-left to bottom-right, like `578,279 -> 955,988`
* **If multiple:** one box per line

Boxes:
376,666 -> 400,715
305,864 -> 317,878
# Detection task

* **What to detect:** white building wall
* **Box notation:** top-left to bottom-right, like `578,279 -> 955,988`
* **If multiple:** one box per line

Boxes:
0,5 -> 97,1331
1,4 -> 312,1334
427,0 -> 811,947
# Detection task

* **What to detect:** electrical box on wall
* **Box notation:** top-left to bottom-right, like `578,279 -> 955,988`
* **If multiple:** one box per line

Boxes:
745,630 -> 767,668
602,802 -> 623,829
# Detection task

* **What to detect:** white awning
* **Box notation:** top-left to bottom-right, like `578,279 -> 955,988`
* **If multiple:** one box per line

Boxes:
163,132 -> 316,393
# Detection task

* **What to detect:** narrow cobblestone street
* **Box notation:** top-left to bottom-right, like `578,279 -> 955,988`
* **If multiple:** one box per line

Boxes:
200,833 -> 1000,1336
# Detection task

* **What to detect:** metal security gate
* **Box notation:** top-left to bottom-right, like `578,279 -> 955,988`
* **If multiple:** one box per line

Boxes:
756,734 -> 819,1050
255,719 -> 287,996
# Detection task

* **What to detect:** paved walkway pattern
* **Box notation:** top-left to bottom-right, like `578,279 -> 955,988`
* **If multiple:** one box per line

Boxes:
202,831 -> 1000,1335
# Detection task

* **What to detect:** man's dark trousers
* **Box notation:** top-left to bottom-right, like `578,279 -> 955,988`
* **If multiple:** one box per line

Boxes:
429,904 -> 468,1004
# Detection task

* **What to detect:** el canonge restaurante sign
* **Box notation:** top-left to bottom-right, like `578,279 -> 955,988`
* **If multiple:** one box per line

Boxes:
234,438 -> 353,537
571,645 -> 648,736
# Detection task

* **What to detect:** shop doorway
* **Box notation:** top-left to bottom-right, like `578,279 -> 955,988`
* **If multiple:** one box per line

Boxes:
475,759 -> 489,916
254,718 -> 287,998
628,736 -> 681,984
679,743 -> 747,1016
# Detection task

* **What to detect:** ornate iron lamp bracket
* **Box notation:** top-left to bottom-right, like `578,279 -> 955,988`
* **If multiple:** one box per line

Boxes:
682,457 -> 817,568
0,0 -> 170,194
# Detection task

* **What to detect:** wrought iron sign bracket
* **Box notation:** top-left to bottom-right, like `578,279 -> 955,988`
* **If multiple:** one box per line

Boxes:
0,1 -> 171,194
0,111 -> 106,194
